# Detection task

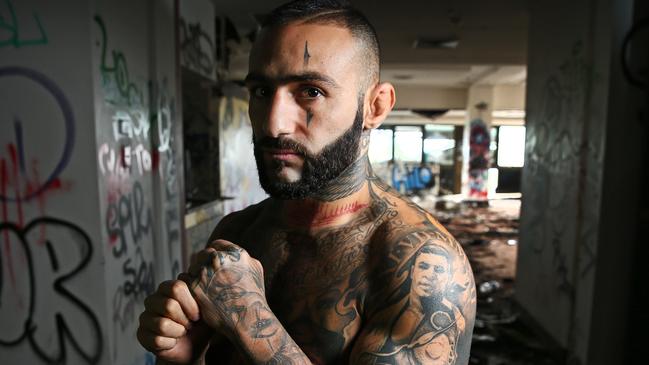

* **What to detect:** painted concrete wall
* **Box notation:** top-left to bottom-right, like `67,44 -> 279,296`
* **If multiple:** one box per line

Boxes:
0,1 -> 108,363
0,0 -> 183,364
516,0 -> 643,363
93,0 -> 183,364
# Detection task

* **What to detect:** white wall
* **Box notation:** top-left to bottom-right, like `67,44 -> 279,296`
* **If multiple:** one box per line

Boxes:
515,0 -> 640,363
0,1 -> 183,364
0,1 -> 108,364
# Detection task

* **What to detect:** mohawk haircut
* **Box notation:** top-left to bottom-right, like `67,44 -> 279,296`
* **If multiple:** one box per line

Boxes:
261,0 -> 381,88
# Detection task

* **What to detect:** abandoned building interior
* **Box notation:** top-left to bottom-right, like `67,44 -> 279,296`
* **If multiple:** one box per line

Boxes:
0,0 -> 647,364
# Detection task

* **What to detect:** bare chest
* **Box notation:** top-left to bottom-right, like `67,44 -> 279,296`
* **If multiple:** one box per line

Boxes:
246,228 -> 372,363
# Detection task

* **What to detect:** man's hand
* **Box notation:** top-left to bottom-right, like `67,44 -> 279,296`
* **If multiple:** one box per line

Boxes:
137,279 -> 211,364
185,240 -> 267,335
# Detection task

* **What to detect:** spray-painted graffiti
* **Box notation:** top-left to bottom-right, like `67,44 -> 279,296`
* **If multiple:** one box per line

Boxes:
0,0 -> 48,48
112,245 -> 154,341
151,78 -> 181,277
0,67 -> 74,203
105,181 -> 151,259
0,64 -> 103,363
112,110 -> 150,141
372,161 -> 436,195
179,18 -> 215,77
94,15 -> 143,107
99,143 -> 153,178
391,163 -> 434,195
0,217 -> 103,364
468,118 -> 490,199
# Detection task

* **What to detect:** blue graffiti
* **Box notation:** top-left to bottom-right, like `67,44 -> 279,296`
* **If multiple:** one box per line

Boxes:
391,164 -> 433,194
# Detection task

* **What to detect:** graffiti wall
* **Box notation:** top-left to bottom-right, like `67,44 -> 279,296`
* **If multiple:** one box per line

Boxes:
372,161 -> 438,196
92,0 -> 182,364
1,0 -> 183,364
0,0 -> 107,363
516,0 -> 609,362
219,96 -> 267,215
179,0 -> 216,81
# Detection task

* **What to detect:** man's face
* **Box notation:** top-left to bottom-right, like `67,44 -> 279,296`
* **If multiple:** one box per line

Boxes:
246,22 -> 366,199
412,252 -> 451,300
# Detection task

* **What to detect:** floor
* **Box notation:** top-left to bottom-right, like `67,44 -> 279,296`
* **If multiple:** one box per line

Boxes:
415,195 -> 565,365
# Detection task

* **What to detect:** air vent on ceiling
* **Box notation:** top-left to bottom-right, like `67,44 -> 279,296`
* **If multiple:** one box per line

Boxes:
413,37 -> 460,49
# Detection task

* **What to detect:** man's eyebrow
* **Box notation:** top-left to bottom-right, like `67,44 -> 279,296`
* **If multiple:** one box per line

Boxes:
244,72 -> 341,89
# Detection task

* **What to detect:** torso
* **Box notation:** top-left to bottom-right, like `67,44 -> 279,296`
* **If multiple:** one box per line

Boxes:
205,179 -> 464,364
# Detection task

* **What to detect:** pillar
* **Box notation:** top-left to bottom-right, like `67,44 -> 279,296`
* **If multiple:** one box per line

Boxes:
462,85 -> 494,200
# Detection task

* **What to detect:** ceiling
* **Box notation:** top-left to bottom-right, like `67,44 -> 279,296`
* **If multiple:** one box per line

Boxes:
212,0 -> 529,88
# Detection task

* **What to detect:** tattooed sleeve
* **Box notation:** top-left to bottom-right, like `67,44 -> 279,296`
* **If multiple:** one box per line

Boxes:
351,230 -> 476,365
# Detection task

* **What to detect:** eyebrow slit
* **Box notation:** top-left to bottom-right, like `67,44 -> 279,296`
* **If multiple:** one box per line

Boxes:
303,41 -> 311,67
306,109 -> 314,127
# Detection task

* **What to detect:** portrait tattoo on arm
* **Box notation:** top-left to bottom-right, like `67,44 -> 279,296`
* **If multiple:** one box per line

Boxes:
353,231 -> 476,365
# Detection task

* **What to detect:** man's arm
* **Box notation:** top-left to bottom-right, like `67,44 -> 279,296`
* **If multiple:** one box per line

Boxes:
350,231 -> 476,364
186,240 -> 314,364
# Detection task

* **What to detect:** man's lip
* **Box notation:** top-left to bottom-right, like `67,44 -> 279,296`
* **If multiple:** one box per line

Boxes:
264,148 -> 301,156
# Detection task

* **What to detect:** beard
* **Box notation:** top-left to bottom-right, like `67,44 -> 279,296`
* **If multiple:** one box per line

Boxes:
253,101 -> 364,200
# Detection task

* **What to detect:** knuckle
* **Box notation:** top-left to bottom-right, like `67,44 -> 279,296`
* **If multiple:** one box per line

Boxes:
170,280 -> 186,296
153,335 -> 166,349
163,298 -> 177,314
157,317 -> 170,333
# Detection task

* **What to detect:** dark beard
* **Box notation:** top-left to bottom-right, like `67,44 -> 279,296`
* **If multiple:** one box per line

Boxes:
253,102 -> 364,200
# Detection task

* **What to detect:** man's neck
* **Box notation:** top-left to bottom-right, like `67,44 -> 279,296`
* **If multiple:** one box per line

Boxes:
280,155 -> 373,229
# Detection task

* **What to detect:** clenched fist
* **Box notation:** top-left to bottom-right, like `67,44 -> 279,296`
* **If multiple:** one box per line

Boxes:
185,240 -> 267,336
137,279 -> 212,363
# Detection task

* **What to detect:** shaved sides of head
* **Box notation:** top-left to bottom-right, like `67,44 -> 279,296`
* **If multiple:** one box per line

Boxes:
261,0 -> 380,90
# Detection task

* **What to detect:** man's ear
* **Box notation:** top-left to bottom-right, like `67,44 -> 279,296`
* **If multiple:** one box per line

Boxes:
364,82 -> 395,130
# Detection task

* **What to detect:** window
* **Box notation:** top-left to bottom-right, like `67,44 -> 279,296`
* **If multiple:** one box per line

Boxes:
497,126 -> 526,167
394,126 -> 422,162
423,125 -> 455,165
369,128 -> 393,163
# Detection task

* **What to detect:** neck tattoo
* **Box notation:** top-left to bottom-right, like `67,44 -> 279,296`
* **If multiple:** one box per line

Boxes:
311,154 -> 371,202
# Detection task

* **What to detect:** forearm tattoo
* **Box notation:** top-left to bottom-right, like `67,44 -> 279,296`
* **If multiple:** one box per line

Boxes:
192,248 -> 312,364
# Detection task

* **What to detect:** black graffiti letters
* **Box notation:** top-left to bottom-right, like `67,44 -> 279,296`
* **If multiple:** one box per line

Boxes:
179,18 -> 215,76
106,181 -> 151,258
0,217 -> 103,364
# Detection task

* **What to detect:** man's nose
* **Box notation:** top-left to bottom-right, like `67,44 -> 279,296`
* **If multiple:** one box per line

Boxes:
264,89 -> 299,137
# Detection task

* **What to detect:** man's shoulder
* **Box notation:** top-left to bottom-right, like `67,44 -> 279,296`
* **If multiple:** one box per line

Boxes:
371,189 -> 460,256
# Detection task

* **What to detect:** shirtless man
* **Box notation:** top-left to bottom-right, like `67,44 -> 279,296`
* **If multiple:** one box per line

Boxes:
137,1 -> 476,364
